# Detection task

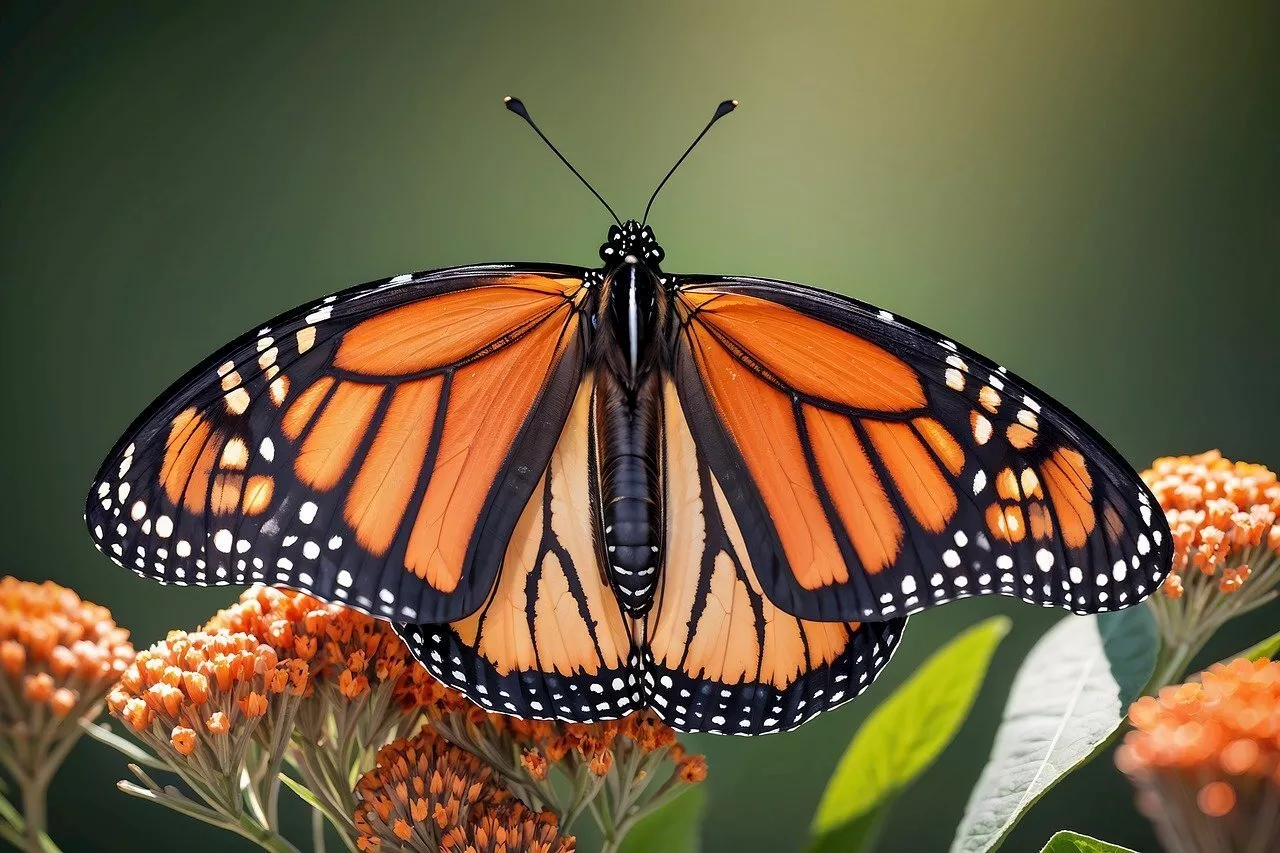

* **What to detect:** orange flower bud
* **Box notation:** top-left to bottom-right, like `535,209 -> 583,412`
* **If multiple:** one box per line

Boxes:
239,691 -> 268,718
170,726 -> 197,757
182,671 -> 210,705
49,687 -> 78,717
588,750 -> 614,777
1,640 -> 25,676
23,672 -> 54,703
677,755 -> 709,784
521,749 -> 549,781
206,711 -> 229,734
122,697 -> 153,732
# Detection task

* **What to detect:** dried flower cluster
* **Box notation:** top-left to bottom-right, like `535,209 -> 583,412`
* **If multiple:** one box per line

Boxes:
354,728 -> 573,852
1142,452 -> 1280,674
1116,657 -> 1280,853
0,578 -> 135,849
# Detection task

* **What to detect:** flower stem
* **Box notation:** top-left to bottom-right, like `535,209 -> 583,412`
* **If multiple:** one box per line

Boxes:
312,806 -> 327,853
1149,639 -> 1200,693
22,771 -> 48,853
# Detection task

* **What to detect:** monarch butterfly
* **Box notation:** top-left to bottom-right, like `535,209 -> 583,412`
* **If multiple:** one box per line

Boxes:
86,98 -> 1172,734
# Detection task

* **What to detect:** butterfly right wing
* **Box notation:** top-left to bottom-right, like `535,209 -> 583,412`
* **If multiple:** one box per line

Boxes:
643,380 -> 906,735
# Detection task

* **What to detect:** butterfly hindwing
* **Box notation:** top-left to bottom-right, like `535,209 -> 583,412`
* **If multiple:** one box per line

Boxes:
643,380 -> 906,734
672,277 -> 1172,623
396,374 -> 642,722
87,266 -> 588,623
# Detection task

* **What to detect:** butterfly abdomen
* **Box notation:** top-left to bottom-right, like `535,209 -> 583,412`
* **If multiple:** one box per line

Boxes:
595,370 -> 662,616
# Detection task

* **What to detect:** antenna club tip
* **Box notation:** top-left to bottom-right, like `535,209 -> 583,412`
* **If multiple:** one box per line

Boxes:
504,96 -> 527,116
714,99 -> 739,119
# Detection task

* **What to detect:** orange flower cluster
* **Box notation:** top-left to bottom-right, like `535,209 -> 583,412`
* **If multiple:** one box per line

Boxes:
354,728 -> 573,853
1116,658 -> 1280,853
421,707 -> 706,844
0,577 -> 134,721
206,587 -> 411,700
0,577 -> 136,850
1143,451 -> 1280,599
510,713 -> 707,784
107,630 -> 306,762
440,801 -> 574,853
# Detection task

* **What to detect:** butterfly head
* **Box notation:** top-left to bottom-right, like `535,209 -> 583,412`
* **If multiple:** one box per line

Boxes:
600,220 -> 664,267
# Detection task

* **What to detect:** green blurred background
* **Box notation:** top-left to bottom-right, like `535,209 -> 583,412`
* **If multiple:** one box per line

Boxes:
2,2 -> 1277,850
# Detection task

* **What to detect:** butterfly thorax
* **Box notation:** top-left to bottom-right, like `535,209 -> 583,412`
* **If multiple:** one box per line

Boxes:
591,221 -> 668,616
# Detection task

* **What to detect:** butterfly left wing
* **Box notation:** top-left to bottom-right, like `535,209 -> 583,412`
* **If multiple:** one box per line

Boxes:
642,380 -> 906,734
670,276 -> 1173,623
396,373 -> 642,722
87,266 -> 588,624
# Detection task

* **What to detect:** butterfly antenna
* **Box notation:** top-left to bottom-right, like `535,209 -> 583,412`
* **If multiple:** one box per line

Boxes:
504,96 -> 622,227
642,99 -> 738,226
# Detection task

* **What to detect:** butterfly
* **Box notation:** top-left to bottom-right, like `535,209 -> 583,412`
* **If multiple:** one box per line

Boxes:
86,98 -> 1172,734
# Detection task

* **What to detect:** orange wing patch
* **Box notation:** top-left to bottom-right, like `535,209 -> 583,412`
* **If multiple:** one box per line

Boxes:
651,382 -> 859,690
336,275 -> 579,375
803,405 -> 902,574
344,377 -> 444,555
405,311 -> 579,593
680,290 -> 925,412
687,329 -> 847,590
1039,447 -> 1097,548
283,377 -> 334,441
449,377 -> 631,677
160,408 -> 216,509
295,382 -> 384,491
863,420 -> 958,533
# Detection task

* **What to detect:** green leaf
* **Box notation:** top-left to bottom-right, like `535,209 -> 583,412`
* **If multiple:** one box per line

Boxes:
278,773 -> 327,812
1040,830 -> 1138,852
1233,628 -> 1280,664
950,607 -> 1158,853
809,804 -> 888,853
619,786 -> 705,853
80,719 -> 169,770
810,616 -> 1011,850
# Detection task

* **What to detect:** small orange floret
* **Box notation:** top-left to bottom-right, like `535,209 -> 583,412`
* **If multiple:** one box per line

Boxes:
677,755 -> 710,784
170,726 -> 197,757
206,711 -> 230,735
239,691 -> 268,718
49,687 -> 78,717
1197,781 -> 1236,817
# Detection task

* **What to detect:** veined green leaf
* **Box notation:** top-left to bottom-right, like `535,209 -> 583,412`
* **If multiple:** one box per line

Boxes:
1041,830 -> 1138,852
810,616 -> 1011,850
950,607 -> 1158,853
619,786 -> 705,853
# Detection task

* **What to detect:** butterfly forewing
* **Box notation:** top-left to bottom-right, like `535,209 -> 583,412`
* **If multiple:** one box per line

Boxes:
672,276 -> 1172,623
87,266 -> 589,624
